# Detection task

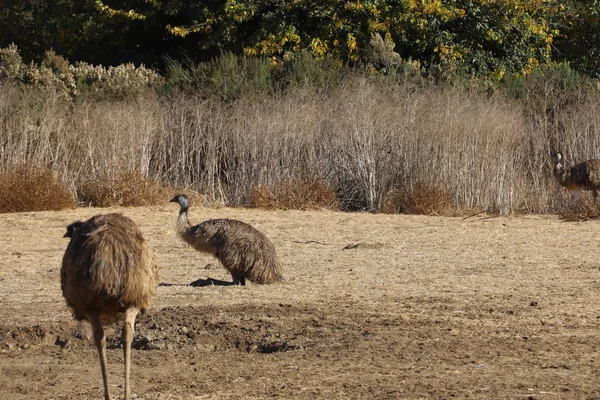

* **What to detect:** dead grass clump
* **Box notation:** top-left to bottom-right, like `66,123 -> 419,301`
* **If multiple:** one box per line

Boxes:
382,183 -> 453,215
78,172 -> 172,207
0,166 -> 75,213
251,180 -> 339,210
557,195 -> 600,221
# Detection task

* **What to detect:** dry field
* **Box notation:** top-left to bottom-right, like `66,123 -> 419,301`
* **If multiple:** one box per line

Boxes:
1,205 -> 600,399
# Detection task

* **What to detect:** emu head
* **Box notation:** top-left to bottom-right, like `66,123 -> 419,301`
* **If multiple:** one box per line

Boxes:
64,221 -> 84,238
170,194 -> 189,211
551,152 -> 568,183
552,152 -> 563,165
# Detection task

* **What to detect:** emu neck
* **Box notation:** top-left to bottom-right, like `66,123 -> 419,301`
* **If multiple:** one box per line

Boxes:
176,208 -> 190,235
554,163 -> 568,185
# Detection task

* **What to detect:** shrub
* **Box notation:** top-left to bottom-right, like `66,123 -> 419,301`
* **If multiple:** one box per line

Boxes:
557,194 -> 600,222
382,183 -> 453,216
0,44 -> 162,100
280,51 -> 346,92
251,180 -> 338,210
0,165 -> 75,213
78,171 -> 172,207
41,50 -> 70,76
165,52 -> 274,101
369,33 -> 401,73
0,43 -> 23,80
503,63 -> 594,124
70,61 -> 163,100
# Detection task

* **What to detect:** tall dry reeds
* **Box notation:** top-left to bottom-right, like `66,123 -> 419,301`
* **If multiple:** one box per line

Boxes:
1,75 -> 599,214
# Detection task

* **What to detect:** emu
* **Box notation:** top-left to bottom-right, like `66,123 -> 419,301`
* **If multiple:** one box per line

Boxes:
553,152 -> 600,201
170,194 -> 283,285
61,213 -> 158,400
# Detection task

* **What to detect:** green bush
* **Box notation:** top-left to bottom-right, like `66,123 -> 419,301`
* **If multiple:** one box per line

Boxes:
70,62 -> 163,100
503,63 -> 594,119
165,52 -> 274,101
0,44 -> 163,100
280,51 -> 347,92
0,43 -> 22,80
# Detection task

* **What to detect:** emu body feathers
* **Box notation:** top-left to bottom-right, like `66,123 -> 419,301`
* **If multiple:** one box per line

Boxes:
553,152 -> 600,198
62,214 -> 158,321
171,194 -> 283,285
61,213 -> 158,400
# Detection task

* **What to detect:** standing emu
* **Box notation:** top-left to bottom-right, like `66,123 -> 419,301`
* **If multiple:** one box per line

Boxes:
61,213 -> 158,400
553,152 -> 600,201
170,194 -> 283,285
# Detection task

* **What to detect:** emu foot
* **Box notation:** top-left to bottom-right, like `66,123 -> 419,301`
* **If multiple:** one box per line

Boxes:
189,278 -> 237,287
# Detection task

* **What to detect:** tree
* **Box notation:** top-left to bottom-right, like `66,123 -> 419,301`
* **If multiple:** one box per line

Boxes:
553,0 -> 600,78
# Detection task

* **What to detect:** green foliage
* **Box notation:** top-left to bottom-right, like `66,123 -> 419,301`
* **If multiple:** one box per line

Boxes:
70,61 -> 163,100
280,51 -> 347,92
0,44 -> 162,100
369,33 -> 402,72
165,51 -> 350,99
0,0 -> 580,79
0,0 -> 98,63
197,53 -> 274,101
41,49 -> 71,76
502,62 -> 595,123
1,0 -> 599,80
553,0 -> 600,78
165,52 -> 274,101
0,44 -> 22,79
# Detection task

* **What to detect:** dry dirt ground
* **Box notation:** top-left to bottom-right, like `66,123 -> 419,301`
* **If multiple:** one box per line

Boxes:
1,204 -> 600,400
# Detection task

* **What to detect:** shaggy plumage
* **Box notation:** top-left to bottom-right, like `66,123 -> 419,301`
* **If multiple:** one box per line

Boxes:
61,213 -> 158,400
553,152 -> 600,199
170,194 -> 283,285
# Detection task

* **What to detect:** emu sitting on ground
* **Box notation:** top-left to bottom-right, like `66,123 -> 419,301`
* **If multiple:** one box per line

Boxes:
61,213 -> 158,400
170,194 -> 283,285
553,152 -> 600,201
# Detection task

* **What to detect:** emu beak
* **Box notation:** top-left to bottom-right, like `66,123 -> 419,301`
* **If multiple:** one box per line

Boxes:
63,231 -> 70,238
169,196 -> 179,203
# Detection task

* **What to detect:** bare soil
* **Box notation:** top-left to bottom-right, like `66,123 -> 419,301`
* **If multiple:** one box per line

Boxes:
1,205 -> 600,399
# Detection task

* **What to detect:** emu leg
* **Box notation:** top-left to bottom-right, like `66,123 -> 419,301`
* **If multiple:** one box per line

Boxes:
232,274 -> 246,286
122,308 -> 139,400
89,313 -> 111,400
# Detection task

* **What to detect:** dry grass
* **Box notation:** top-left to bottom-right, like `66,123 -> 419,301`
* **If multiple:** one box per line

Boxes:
557,193 -> 600,221
382,182 -> 453,216
0,165 -> 75,213
251,180 -> 338,210
1,76 -> 600,214
78,171 -> 173,207
77,173 -> 214,208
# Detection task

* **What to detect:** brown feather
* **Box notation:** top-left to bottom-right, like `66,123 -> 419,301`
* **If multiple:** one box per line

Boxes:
60,213 -> 158,400
61,213 -> 158,322
553,153 -> 600,194
172,194 -> 283,285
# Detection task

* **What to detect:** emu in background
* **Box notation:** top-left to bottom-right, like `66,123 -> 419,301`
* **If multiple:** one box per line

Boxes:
170,194 -> 283,286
